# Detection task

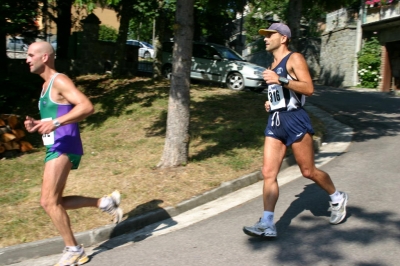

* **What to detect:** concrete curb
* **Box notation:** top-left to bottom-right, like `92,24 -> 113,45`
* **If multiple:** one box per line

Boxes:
0,103 -> 352,265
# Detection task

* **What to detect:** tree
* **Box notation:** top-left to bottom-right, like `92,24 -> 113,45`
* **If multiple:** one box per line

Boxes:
157,0 -> 194,168
1,0 -> 40,78
193,0 -> 244,43
153,0 -> 175,80
44,0 -> 74,59
110,0 -> 134,76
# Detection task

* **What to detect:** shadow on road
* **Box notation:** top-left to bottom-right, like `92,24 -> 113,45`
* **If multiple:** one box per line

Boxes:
310,87 -> 400,143
245,183 -> 400,265
90,199 -> 177,259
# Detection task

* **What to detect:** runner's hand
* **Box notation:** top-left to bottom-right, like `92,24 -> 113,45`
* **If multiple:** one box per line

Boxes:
24,116 -> 39,133
263,70 -> 279,84
265,101 -> 271,112
31,120 -> 56,135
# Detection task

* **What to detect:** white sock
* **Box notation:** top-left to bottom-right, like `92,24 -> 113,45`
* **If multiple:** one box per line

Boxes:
99,196 -> 112,209
330,190 -> 343,204
261,211 -> 274,224
67,245 -> 81,252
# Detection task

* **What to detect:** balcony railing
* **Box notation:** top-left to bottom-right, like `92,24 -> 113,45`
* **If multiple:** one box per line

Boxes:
363,2 -> 400,24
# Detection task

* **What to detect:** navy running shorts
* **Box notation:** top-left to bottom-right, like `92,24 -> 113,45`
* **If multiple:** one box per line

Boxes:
264,108 -> 314,146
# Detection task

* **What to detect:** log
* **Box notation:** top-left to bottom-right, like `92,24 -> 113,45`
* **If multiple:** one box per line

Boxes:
2,132 -> 16,142
4,140 -> 20,150
20,140 -> 34,152
0,114 -> 34,155
12,129 -> 25,140
0,126 -> 12,134
7,115 -> 19,129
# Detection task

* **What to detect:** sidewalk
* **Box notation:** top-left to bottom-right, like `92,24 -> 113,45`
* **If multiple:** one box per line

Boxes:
0,103 -> 353,266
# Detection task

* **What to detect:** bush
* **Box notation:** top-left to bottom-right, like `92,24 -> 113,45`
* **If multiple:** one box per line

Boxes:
357,37 -> 381,88
98,25 -> 118,42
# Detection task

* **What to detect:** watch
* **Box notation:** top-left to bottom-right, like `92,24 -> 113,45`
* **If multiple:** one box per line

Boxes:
53,119 -> 61,128
278,76 -> 289,86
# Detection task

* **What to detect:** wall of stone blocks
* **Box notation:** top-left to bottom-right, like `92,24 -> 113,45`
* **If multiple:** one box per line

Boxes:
319,26 -> 358,87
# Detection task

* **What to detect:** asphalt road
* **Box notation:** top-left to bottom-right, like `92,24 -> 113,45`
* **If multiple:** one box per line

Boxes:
10,86 -> 400,266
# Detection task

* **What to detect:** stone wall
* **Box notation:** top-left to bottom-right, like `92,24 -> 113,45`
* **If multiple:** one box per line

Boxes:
319,25 -> 358,87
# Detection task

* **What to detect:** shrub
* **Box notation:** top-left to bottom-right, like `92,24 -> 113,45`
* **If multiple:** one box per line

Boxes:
98,25 -> 118,42
357,37 -> 381,88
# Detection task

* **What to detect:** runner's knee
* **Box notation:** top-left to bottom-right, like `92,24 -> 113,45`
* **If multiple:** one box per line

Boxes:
261,167 -> 278,182
300,167 -> 313,179
40,195 -> 58,213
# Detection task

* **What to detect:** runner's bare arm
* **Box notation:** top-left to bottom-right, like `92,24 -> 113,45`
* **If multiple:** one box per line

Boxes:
51,75 -> 94,126
285,52 -> 314,96
31,75 -> 94,134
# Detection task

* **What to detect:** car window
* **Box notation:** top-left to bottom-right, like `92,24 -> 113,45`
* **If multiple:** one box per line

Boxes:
193,44 -> 218,60
213,46 -> 244,61
127,40 -> 140,46
142,42 -> 153,49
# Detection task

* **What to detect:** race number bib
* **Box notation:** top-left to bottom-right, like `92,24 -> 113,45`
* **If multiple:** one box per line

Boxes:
41,118 -> 55,145
268,84 -> 286,111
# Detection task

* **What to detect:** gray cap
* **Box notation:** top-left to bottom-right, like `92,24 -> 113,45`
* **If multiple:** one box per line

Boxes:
258,23 -> 291,38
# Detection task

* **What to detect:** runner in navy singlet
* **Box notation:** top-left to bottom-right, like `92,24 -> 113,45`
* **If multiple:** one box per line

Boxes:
243,23 -> 348,238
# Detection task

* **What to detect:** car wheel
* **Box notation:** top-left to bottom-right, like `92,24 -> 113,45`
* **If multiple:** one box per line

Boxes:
144,51 -> 151,59
226,72 -> 245,91
163,64 -> 172,79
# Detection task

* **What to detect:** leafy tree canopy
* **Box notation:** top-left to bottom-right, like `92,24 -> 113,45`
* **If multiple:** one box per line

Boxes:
1,0 -> 40,38
245,0 -> 361,49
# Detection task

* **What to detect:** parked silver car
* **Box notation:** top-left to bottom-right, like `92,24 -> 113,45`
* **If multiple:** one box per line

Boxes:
7,37 -> 28,51
162,41 -> 267,92
126,40 -> 155,59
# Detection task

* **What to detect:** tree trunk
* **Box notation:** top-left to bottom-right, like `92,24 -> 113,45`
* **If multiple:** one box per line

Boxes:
112,0 -> 133,77
157,0 -> 194,168
55,0 -> 72,59
287,0 -> 303,52
1,26 -> 7,80
153,0 -> 168,81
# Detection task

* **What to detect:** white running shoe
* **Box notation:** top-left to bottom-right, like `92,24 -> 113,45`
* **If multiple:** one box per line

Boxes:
99,190 -> 123,223
243,219 -> 277,238
54,245 -> 89,266
329,191 -> 348,224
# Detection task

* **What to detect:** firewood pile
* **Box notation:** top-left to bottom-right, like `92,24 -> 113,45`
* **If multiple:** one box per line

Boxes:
0,114 -> 33,157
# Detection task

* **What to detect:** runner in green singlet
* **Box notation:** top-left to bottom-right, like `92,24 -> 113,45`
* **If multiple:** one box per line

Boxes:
24,41 -> 123,266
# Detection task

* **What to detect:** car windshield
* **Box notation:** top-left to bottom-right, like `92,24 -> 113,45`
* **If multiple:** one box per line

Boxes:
213,46 -> 245,61
142,42 -> 153,49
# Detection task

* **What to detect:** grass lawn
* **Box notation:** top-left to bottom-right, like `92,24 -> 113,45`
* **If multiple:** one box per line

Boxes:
0,75 -> 325,247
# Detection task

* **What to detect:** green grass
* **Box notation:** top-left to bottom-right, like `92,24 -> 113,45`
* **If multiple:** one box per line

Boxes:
0,75 -> 325,247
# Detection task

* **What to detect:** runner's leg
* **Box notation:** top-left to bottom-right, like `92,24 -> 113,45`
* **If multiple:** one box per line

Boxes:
41,154 -> 77,246
262,136 -> 287,211
292,133 -> 336,194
